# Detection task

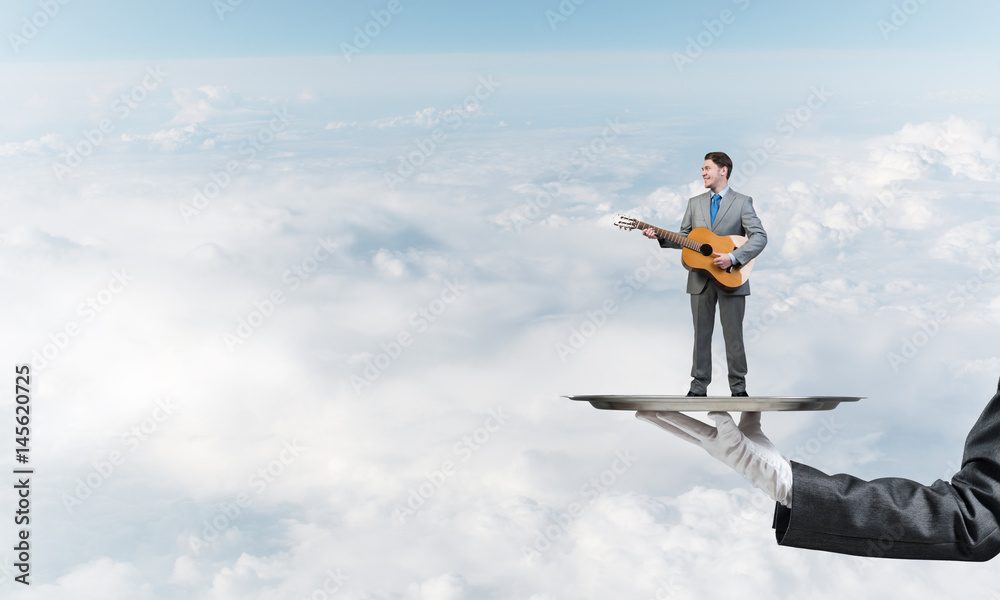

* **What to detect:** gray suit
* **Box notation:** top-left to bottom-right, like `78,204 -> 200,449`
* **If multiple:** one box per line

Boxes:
774,378 -> 1000,561
659,189 -> 767,394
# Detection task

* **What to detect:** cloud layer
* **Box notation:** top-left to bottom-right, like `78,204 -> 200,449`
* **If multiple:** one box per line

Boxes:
1,55 -> 999,599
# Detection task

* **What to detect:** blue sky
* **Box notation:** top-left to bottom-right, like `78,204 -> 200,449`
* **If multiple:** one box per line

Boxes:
2,2 -> 1000,599
1,0 -> 995,60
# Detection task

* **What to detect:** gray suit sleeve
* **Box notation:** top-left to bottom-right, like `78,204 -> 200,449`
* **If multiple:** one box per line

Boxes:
773,381 -> 1000,561
730,197 -> 766,266
658,200 -> 695,250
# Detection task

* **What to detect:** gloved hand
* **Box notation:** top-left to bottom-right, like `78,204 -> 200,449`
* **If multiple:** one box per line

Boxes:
636,410 -> 793,507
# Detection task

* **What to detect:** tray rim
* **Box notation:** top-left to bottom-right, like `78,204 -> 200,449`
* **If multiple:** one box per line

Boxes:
566,395 -> 864,400
565,395 -> 864,412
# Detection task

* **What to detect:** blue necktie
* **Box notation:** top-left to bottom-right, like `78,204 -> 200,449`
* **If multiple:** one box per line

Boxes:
710,193 -> 721,225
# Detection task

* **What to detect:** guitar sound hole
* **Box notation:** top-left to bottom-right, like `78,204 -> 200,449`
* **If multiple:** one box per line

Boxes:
699,244 -> 712,256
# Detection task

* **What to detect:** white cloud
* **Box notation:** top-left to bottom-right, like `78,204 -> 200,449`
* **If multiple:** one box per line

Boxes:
325,121 -> 355,130
299,88 -> 319,103
0,133 -> 63,157
11,558 -> 154,600
328,103 -> 488,131
121,123 -> 215,152
408,573 -> 467,600
780,219 -> 824,258
4,59 -> 1000,600
865,115 -> 1000,183
373,248 -> 408,278
169,555 -> 202,586
374,107 -> 441,129
170,86 -> 243,124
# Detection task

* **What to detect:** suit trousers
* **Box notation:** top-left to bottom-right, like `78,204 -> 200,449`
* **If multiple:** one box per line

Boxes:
690,283 -> 747,394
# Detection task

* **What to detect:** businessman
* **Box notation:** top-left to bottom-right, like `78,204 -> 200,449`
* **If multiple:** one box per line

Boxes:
636,376 -> 1000,561
643,152 -> 767,396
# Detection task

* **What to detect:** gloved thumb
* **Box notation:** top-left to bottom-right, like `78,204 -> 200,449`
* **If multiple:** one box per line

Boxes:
707,411 -> 741,444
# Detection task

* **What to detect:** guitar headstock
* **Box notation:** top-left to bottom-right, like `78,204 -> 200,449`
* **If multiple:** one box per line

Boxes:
614,214 -> 639,231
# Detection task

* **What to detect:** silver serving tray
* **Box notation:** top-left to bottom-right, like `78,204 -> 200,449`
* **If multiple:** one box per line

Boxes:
566,395 -> 863,412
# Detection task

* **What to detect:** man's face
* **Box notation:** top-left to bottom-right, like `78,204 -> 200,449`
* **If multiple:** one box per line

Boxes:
702,159 -> 728,190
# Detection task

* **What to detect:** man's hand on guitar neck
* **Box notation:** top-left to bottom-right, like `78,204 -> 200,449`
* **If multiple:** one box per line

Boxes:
641,227 -> 658,240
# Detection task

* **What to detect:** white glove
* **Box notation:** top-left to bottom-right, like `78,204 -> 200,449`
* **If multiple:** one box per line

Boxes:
636,411 -> 793,507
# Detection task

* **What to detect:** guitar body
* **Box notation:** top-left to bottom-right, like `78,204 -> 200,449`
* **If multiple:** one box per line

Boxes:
680,227 -> 755,291
612,215 -> 758,291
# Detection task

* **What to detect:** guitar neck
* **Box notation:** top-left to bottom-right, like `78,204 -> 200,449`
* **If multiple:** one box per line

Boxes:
633,220 -> 702,251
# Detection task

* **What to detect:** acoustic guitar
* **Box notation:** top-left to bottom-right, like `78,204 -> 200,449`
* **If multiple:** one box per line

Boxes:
613,214 -> 755,291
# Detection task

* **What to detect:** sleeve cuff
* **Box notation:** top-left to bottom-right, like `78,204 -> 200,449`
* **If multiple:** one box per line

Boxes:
772,501 -> 792,543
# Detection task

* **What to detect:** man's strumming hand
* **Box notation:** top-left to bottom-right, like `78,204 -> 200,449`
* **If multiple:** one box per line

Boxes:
712,252 -> 733,269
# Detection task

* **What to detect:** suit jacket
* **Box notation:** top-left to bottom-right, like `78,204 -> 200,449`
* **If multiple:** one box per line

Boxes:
773,378 -> 1000,561
658,189 -> 767,296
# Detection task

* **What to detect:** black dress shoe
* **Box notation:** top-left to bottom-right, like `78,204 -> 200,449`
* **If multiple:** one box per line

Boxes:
731,391 -> 749,397
686,391 -> 706,397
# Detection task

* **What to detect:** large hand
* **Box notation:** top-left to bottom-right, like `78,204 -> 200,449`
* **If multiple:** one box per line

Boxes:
636,411 -> 793,507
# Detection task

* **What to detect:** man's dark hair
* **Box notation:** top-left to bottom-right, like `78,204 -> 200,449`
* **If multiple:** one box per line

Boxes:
704,152 -> 733,180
